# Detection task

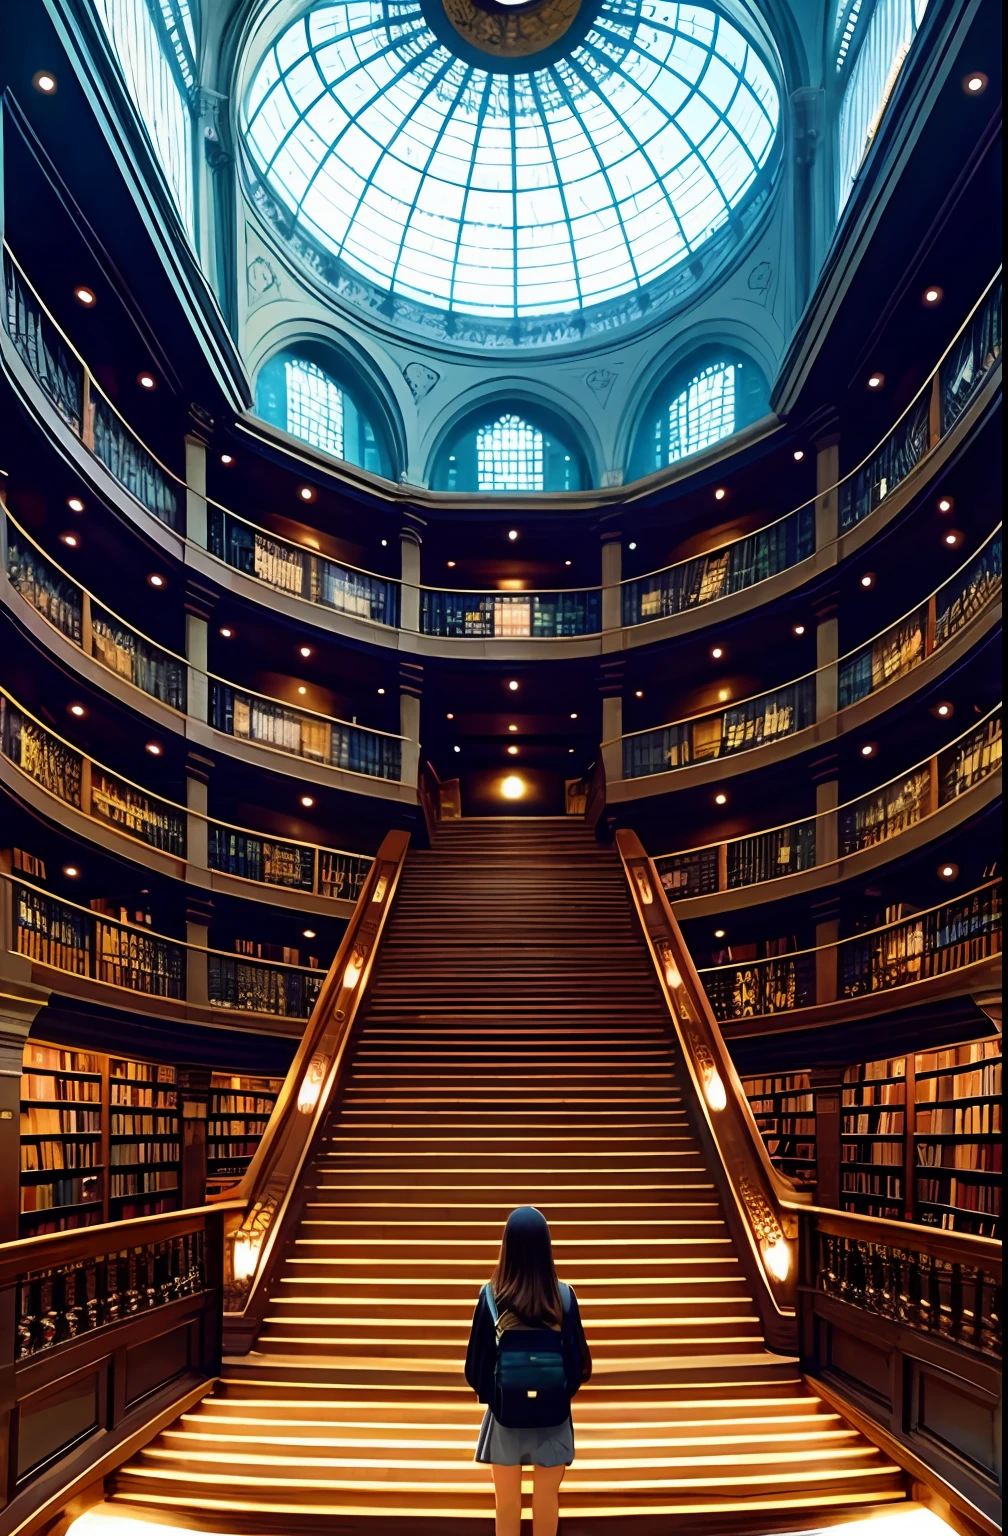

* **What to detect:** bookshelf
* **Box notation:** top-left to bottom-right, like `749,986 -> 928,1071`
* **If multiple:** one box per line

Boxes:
914,1038 -> 1002,1237
108,1057 -> 181,1219
20,1042 -> 104,1236
841,1056 -> 909,1220
206,1072 -> 283,1194
740,1074 -> 816,1192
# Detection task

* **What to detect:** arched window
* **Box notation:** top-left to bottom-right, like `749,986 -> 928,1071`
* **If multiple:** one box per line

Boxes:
254,347 -> 394,478
835,0 -> 929,211
430,408 -> 588,493
628,354 -> 768,482
91,0 -> 197,241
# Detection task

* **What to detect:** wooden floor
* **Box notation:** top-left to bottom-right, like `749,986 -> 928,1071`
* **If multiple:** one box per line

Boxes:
105,818 -> 907,1532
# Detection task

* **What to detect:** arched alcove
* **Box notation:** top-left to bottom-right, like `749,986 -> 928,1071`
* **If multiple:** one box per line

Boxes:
254,342 -> 398,478
626,350 -> 770,482
428,402 -> 591,493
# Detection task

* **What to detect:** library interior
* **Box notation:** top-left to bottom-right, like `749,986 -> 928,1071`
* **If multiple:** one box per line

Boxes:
0,0 -> 1001,1532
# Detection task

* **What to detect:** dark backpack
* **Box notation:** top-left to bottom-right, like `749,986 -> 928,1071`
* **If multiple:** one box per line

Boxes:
484,1282 -> 574,1429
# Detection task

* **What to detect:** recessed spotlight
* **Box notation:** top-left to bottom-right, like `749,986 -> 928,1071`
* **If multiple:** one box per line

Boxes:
507,745 -> 518,755
711,646 -> 723,660
867,373 -> 884,390
570,712 -> 578,720
861,743 -> 875,758
138,372 -> 156,390
453,744 -> 461,753
220,626 -> 233,638
298,485 -> 315,502
569,747 -> 574,753
634,689 -> 643,699
922,286 -> 943,306
714,488 -> 726,501
717,689 -> 730,703
714,793 -> 727,806
74,286 -> 96,307
446,560 -> 456,568
33,71 -> 57,94
964,72 -> 987,93
302,929 -> 317,940
793,624 -> 805,636
299,645 -> 312,659
377,687 -> 385,695
69,703 -> 86,718
714,929 -> 726,940
937,497 -> 953,513
297,685 -> 307,696
793,449 -> 804,462
300,795 -> 314,808
628,541 -> 637,551
63,865 -> 79,879
446,712 -> 454,720
145,741 -> 162,756
944,531 -> 960,547
381,538 -> 388,547
565,560 -> 572,567
860,573 -> 874,589
936,702 -> 953,719
60,532 -> 79,548
507,529 -> 518,542
508,723 -> 518,732
501,775 -> 524,800
147,573 -> 165,588
220,453 -> 234,465
938,862 -> 960,880
508,680 -> 519,692
67,496 -> 85,513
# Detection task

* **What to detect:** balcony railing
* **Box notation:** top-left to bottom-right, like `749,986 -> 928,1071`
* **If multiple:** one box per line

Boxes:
622,679 -> 816,780
421,586 -> 600,638
940,276 -> 1002,434
3,248 -> 83,432
12,880 -> 186,999
5,526 -> 82,644
208,682 -> 402,781
207,952 -> 324,1020
90,601 -> 187,711
209,506 -> 398,627
0,686 -> 373,902
698,882 -> 1002,1022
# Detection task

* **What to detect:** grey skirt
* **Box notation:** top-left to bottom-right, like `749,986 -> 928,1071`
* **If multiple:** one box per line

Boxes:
475,1405 -> 575,1466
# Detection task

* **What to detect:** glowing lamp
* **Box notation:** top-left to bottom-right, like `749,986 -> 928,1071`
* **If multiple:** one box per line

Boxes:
501,775 -> 525,800
632,867 -> 653,905
762,1236 -> 791,1283
372,875 -> 388,904
297,1052 -> 329,1115
704,1070 -> 728,1112
343,948 -> 366,989
232,1230 -> 260,1282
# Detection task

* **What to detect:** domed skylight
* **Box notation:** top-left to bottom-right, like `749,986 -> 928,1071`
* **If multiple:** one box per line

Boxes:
243,0 -> 779,323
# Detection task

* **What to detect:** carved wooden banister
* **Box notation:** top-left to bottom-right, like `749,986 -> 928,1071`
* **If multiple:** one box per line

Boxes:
217,828 -> 411,1348
616,828 -> 809,1351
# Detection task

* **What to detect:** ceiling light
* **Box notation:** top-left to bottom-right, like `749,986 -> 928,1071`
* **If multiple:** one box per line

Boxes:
508,680 -> 519,691
564,560 -> 572,567
138,372 -> 156,390
60,532 -> 79,548
300,795 -> 314,808
569,747 -> 574,753
446,560 -> 456,568
714,928 -> 726,940
794,624 -> 805,636
861,743 -> 875,757
938,862 -> 959,880
867,373 -> 884,390
793,449 -> 804,462
381,538 -> 389,549
717,689 -> 730,702
714,488 -> 726,501
507,745 -> 518,755
299,645 -> 312,659
67,496 -> 85,513
220,453 -> 234,465
508,723 -> 517,732
147,573 -> 164,588
63,865 -> 79,878
501,775 -> 525,800
937,497 -> 953,513
922,286 -> 943,306
453,744 -> 461,753
507,529 -> 518,541
297,685 -> 307,695
33,71 -> 57,93
964,72 -> 987,93
715,793 -> 727,806
570,712 -> 578,720
220,626 -> 233,638
634,689 -> 644,698
69,703 -> 86,718
74,286 -> 96,307
446,712 -> 454,720
628,541 -> 637,551
711,646 -> 723,659
944,531 -> 960,547
145,741 -> 162,756
298,485 -> 315,502
936,702 -> 951,718
302,929 -> 317,939
377,687 -> 385,695
860,573 -> 874,589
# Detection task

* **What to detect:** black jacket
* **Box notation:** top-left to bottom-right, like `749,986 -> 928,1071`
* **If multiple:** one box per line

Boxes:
464,1282 -> 592,1406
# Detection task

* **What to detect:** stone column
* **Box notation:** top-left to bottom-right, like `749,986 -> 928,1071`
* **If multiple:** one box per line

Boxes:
399,661 -> 423,790
601,534 -> 622,634
599,659 -> 624,786
186,750 -> 214,878
813,894 -> 841,1007
810,1065 -> 845,1210
185,579 -> 216,725
814,430 -> 840,554
186,893 -> 212,1009
815,598 -> 839,724
177,1065 -> 212,1210
400,526 -> 422,633
811,749 -> 839,871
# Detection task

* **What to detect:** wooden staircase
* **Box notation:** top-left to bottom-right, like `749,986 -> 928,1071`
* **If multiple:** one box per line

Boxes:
106,818 -> 906,1532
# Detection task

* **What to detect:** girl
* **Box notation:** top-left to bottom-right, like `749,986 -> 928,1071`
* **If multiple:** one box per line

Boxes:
465,1206 -> 592,1536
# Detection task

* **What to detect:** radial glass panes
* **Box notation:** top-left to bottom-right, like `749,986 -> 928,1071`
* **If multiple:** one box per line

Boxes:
667,361 -> 736,462
242,2 -> 780,321
477,415 -> 544,491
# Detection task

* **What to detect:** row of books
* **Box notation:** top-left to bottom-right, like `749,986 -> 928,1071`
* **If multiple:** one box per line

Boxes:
110,1141 -> 179,1165
211,685 -> 400,780
5,532 -> 82,642
933,538 -> 1002,648
22,1072 -> 101,1102
91,614 -> 185,710
917,1178 -> 1001,1215
842,1172 -> 903,1198
209,1140 -> 265,1161
208,512 -> 395,625
213,1091 -> 277,1112
21,1175 -> 100,1211
112,1060 -> 176,1083
623,511 -> 813,622
742,1075 -> 811,1096
940,715 -> 1002,800
21,1107 -> 101,1135
21,1141 -> 101,1170
111,1113 -> 177,1135
2,702 -> 83,807
110,1171 -> 179,1197
210,1118 -> 272,1137
110,1085 -> 177,1108
657,846 -> 719,897
92,398 -> 179,529
838,613 -> 925,709
208,827 -> 314,891
916,1064 -> 1001,1099
727,822 -> 816,887
23,1044 -> 100,1073
917,1102 -> 1000,1135
96,923 -> 185,998
91,771 -> 185,855
207,957 -> 323,1018
422,592 -> 598,638
842,1141 -> 902,1166
843,1112 -> 903,1134
917,1142 -> 1001,1171
840,769 -> 930,855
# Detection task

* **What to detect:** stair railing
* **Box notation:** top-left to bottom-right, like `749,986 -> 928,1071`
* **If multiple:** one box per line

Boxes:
617,828 -> 808,1350
213,828 -> 411,1349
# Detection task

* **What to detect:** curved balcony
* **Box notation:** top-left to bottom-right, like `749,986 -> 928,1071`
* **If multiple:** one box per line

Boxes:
697,881 -> 1002,1038
654,706 -> 1002,916
0,689 -> 372,916
612,527 -> 1002,796
2,244 -> 1001,659
2,511 -> 411,801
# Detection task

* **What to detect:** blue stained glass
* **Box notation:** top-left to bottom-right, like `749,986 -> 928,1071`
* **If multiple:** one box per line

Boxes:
242,1 -> 780,321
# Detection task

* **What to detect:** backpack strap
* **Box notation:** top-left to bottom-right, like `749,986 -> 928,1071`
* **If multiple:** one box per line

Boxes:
559,1282 -> 572,1316
483,1282 -> 499,1327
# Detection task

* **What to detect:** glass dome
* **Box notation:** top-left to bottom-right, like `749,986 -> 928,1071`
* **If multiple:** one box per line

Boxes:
243,1 -> 780,328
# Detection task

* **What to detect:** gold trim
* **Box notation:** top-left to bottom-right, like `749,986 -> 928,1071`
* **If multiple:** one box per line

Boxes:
442,0 -> 580,56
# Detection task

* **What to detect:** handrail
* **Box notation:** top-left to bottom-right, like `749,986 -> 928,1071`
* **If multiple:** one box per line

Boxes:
613,522 -> 1002,747
653,704 -> 1002,871
4,240 -> 1001,620
0,1197 -> 243,1280
4,505 -> 405,746
615,827 -> 806,1353
216,828 -> 410,1345
793,1201 -> 1002,1276
0,681 -> 374,883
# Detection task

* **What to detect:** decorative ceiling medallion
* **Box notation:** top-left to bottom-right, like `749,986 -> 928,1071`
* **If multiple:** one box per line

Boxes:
442,0 -> 580,56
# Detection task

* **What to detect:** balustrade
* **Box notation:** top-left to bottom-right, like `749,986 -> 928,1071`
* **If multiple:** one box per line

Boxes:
622,679 -> 816,780
207,953 -> 323,1020
11,879 -> 186,999
421,586 -> 600,638
209,681 -> 402,781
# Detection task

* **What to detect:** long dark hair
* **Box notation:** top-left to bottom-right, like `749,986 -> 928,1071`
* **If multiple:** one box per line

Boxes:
490,1206 -> 562,1326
